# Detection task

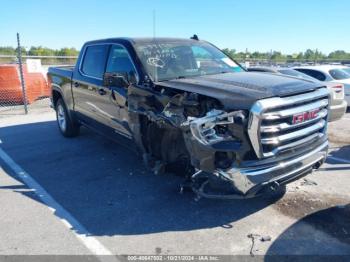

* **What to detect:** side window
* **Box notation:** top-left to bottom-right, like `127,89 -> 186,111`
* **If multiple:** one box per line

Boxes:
297,69 -> 326,81
81,45 -> 109,79
106,45 -> 137,81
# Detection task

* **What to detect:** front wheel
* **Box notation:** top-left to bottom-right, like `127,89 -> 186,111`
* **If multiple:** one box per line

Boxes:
56,98 -> 80,137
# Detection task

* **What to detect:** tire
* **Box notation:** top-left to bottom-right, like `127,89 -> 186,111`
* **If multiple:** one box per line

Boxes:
55,98 -> 80,137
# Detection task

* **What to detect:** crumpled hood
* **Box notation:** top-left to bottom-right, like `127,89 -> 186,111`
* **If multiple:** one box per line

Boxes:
157,72 -> 323,110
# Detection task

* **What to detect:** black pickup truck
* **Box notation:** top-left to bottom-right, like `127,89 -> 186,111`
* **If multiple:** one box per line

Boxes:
48,37 -> 330,199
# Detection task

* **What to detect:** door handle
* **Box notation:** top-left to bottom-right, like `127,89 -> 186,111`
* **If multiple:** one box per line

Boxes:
98,88 -> 107,95
74,82 -> 80,88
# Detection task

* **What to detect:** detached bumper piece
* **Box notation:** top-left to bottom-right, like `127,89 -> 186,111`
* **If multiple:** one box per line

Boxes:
191,141 -> 328,199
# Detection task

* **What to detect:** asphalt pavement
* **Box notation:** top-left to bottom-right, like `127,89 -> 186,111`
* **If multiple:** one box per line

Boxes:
0,110 -> 349,257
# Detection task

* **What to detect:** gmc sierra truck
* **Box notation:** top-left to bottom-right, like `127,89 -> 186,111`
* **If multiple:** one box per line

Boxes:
48,37 -> 330,199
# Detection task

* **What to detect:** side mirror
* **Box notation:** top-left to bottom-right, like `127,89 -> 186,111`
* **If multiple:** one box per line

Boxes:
103,72 -> 129,88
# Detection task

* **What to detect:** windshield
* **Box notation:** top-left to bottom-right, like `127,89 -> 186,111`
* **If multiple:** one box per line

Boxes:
133,41 -> 243,81
329,69 -> 350,80
278,69 -> 317,81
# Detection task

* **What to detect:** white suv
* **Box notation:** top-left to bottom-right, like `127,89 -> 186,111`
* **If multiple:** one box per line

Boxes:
294,65 -> 350,106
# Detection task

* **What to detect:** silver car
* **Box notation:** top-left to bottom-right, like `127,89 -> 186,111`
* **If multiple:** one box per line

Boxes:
294,65 -> 350,106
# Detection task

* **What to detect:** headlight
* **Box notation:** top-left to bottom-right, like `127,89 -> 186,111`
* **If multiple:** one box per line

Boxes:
183,109 -> 242,145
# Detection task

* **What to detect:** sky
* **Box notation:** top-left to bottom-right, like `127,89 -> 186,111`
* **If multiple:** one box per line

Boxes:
0,0 -> 349,54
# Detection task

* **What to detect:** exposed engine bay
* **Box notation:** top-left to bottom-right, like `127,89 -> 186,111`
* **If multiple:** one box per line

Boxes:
128,84 -> 271,199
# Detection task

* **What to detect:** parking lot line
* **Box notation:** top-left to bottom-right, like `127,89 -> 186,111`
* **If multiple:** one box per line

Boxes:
0,147 -> 116,258
328,156 -> 350,164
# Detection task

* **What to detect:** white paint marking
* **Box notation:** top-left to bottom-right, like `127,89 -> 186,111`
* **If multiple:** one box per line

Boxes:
328,156 -> 350,164
0,147 -> 116,258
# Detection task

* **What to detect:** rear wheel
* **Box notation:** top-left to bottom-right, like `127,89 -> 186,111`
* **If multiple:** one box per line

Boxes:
55,98 -> 80,137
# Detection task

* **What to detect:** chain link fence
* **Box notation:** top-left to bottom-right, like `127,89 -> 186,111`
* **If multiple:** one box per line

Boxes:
1,51 -> 349,118
235,58 -> 350,68
0,55 -> 77,117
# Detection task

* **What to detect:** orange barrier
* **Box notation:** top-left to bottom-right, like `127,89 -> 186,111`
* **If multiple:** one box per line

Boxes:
0,64 -> 50,104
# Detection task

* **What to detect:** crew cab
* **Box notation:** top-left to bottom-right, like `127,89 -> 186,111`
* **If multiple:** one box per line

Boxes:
48,37 -> 330,199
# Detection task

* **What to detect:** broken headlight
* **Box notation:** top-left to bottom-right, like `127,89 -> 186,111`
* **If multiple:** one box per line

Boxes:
183,109 -> 243,146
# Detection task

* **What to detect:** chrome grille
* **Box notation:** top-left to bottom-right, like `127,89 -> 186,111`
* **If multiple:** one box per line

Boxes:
248,87 -> 330,158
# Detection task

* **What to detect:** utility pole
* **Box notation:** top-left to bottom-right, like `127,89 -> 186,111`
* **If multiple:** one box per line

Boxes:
245,48 -> 250,68
153,9 -> 156,39
16,33 -> 28,114
314,48 -> 318,65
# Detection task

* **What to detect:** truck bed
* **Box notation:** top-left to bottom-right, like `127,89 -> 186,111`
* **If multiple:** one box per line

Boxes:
48,66 -> 74,80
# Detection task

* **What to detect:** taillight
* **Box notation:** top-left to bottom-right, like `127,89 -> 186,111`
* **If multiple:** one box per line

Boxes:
332,84 -> 343,93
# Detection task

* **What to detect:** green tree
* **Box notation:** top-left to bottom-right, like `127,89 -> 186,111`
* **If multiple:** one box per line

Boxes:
328,50 -> 350,60
251,51 -> 269,60
28,46 -> 56,56
56,47 -> 79,56
303,49 -> 315,60
0,46 -> 16,55
270,51 -> 286,61
14,46 -> 27,56
222,48 -> 236,59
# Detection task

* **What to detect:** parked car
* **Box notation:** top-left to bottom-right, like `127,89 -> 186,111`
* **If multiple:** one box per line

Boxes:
342,66 -> 350,75
294,65 -> 350,106
247,67 -> 347,121
48,37 -> 329,199
0,64 -> 50,104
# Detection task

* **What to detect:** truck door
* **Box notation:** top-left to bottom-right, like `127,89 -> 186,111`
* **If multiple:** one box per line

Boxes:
100,44 -> 139,138
72,44 -> 110,127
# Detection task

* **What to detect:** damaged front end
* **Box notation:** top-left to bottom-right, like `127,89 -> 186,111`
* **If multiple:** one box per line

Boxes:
180,108 -> 262,199
128,85 -> 256,198
178,88 -> 330,199
181,107 -> 328,199
128,85 -> 329,200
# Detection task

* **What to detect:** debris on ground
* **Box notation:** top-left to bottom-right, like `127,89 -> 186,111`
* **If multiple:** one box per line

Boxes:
247,234 -> 272,256
260,235 -> 272,242
301,178 -> 318,186
247,233 -> 260,256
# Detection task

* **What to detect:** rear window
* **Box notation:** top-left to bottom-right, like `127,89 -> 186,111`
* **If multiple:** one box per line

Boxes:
81,45 -> 109,79
329,69 -> 350,80
278,69 -> 316,81
294,69 -> 326,81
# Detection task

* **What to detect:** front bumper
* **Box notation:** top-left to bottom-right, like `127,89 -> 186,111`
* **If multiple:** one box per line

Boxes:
193,141 -> 328,199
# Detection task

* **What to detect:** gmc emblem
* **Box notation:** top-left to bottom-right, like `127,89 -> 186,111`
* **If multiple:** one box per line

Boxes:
292,109 -> 319,124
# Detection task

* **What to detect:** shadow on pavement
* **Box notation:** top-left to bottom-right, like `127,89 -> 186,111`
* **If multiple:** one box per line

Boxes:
327,145 -> 350,165
267,199 -> 350,256
0,121 -> 281,236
